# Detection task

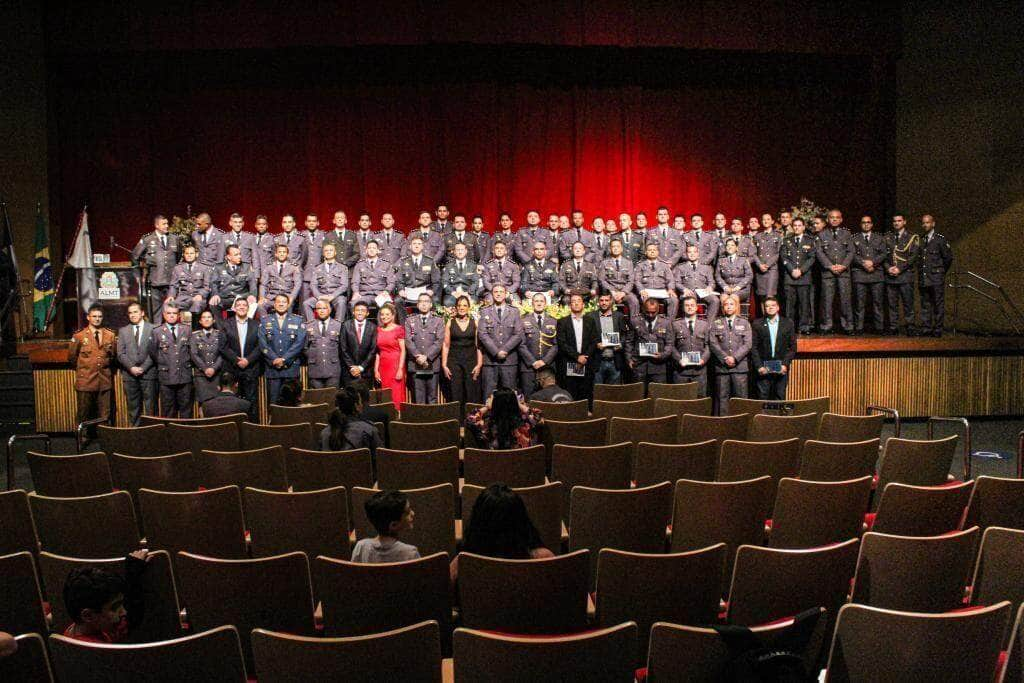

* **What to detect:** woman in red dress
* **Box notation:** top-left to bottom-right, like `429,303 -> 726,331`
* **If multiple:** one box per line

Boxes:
374,303 -> 407,405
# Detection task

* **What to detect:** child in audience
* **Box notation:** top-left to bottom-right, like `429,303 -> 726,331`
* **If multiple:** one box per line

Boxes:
62,549 -> 149,643
351,490 -> 420,563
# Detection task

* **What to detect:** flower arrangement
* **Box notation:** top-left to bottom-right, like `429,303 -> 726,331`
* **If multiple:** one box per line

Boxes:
169,207 -> 196,247
433,297 -> 597,321
788,197 -> 828,226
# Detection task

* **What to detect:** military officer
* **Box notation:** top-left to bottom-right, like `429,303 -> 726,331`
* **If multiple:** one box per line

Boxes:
131,214 -> 181,320
149,304 -> 194,418
441,242 -> 482,306
557,220 -> 594,262
884,213 -> 921,335
350,241 -> 397,309
209,244 -> 257,321
305,300 -> 344,388
252,215 -> 276,279
646,207 -> 685,267
223,212 -> 256,267
673,244 -> 720,320
629,297 -> 674,387
189,310 -> 224,404
588,219 -> 612,265
477,285 -> 524,399
513,211 -> 555,265
259,293 -> 307,405
299,213 -> 326,300
709,294 -> 752,413
470,215 -> 492,264
520,241 -> 561,303
615,213 -> 646,264
443,214 -> 479,264
519,293 -> 559,396
752,215 -> 783,298
816,209 -> 855,334
258,244 -> 303,316
395,235 -> 441,306
69,304 -> 117,432
634,243 -> 679,321
558,241 -> 599,302
481,241 -> 521,304
599,238 -> 639,314
354,213 -> 376,259
323,210 -> 360,269
191,212 -> 226,268
492,213 -> 519,262
698,214 -> 729,266
166,244 -> 211,325
719,218 -> 756,262
780,218 -> 816,334
716,238 -> 754,303
851,215 -> 888,333
274,214 -> 308,273
404,293 -> 445,403
428,203 -> 453,234
302,242 -> 349,321
918,214 -> 954,337
672,296 -> 712,396
373,212 -> 405,265
407,211 -> 447,264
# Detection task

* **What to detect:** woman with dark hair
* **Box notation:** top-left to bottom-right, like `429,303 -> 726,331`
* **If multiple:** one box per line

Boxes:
320,385 -> 382,455
451,483 -> 554,582
464,388 -> 542,450
441,295 -> 482,409
275,379 -> 304,407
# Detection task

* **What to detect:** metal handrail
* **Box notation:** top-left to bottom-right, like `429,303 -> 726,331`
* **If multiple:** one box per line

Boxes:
1017,430 -> 1023,479
950,270 -> 1024,335
76,417 -> 109,453
927,416 -> 972,481
6,434 -> 51,490
866,405 -> 901,438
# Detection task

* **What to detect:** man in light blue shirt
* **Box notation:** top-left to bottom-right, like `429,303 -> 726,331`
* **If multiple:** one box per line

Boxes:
751,296 -> 797,400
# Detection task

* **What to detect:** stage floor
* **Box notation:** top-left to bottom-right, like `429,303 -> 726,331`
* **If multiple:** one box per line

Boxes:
796,333 -> 1024,356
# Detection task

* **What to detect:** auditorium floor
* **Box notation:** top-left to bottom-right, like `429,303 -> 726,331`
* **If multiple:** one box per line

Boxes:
3,418 -> 1022,491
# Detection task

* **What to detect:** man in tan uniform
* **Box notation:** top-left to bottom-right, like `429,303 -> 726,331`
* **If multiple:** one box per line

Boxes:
68,304 -> 117,428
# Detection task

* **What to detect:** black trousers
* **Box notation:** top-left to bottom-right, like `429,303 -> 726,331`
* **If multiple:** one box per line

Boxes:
448,360 -> 481,407
756,372 -> 789,401
122,375 -> 157,426
159,382 -> 194,418
819,276 -> 853,332
886,282 -> 916,333
919,283 -> 945,334
783,284 -> 812,332
237,371 -> 260,421
853,281 -> 885,332
147,285 -> 169,321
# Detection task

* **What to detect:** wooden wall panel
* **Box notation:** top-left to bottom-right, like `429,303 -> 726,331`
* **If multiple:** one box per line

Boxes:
33,369 -> 79,433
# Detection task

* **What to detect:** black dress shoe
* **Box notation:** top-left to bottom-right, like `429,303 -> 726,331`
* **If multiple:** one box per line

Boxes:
843,329 -> 855,335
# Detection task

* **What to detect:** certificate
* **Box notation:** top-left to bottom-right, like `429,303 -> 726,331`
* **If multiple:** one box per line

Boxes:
695,288 -> 712,299
566,361 -> 586,377
682,351 -> 702,366
764,360 -> 784,374
601,332 -> 621,348
403,286 -> 426,302
638,342 -> 659,357
374,292 -> 394,307
645,288 -> 669,299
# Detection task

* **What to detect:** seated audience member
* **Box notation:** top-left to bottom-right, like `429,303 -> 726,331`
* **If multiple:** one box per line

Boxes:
350,380 -> 391,433
529,366 -> 573,403
451,483 -> 555,583
62,550 -> 150,643
351,490 -> 420,563
201,372 -> 251,417
276,379 -> 304,407
320,386 -> 382,455
465,388 -> 543,450
0,632 -> 15,658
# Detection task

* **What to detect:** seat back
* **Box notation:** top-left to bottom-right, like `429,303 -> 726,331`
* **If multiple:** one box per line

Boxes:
770,476 -> 872,549
825,602 -> 1010,683
141,413 -> 246,428
39,550 -> 182,642
98,423 -> 171,457
269,403 -> 330,426
139,486 -> 247,559
398,401 -> 462,423
351,484 -> 456,557
109,452 -> 196,497
196,446 -> 288,492
0,551 -> 47,637
285,447 -> 372,527
166,422 -> 240,457
26,451 -> 112,498
464,445 -> 547,488
851,527 -> 980,612
457,550 -> 590,634
871,481 -> 974,536
596,545 -> 725,665
1005,603 -> 1024,683
646,609 -> 828,682
376,446 -> 459,492
679,413 -> 748,445
388,420 -> 461,451
798,439 -> 880,482
175,551 -> 315,676
245,487 -> 350,561
653,397 -> 713,418
818,412 -> 884,442
241,422 -> 314,452
875,435 -> 959,498
0,489 -> 39,557
647,381 -> 699,400
635,440 -> 718,487
718,438 -> 802,511
748,413 -> 819,444
48,626 -> 247,682
963,476 -> 1024,532
593,382 -> 645,402
369,387 -> 392,404
252,621 -> 441,683
528,399 -> 589,421
727,538 -> 861,626
592,398 -> 653,421
551,443 -> 632,511
0,633 -> 52,682
608,415 -> 677,472
453,622 -> 637,683
462,482 -> 563,553
969,527 -> 1024,624
544,418 -> 608,455
314,554 -> 451,641
301,386 -> 337,406
29,491 -> 140,558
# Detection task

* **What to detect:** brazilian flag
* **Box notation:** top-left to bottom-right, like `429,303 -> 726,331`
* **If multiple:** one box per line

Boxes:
33,209 -> 53,332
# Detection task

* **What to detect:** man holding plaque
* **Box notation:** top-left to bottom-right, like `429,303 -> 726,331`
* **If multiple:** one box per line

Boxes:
671,296 -> 711,396
555,291 -> 599,402
629,297 -> 673,388
589,293 -> 630,386
750,296 -> 797,400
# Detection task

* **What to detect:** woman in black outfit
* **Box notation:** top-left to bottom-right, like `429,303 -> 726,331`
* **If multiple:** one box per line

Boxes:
442,296 -> 482,409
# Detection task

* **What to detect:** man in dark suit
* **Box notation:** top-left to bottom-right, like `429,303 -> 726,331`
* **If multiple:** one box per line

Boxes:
219,297 -> 261,420
116,302 -> 157,426
750,296 -> 797,400
201,372 -> 252,418
588,293 -> 630,385
340,301 -> 378,386
555,290 -> 599,402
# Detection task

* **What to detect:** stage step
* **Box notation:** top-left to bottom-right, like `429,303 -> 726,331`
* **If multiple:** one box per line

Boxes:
0,361 -> 36,429
2,355 -> 32,372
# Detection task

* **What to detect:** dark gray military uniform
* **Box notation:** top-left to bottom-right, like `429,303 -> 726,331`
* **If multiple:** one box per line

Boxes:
192,227 -> 227,268
442,259 -> 481,306
557,228 -> 595,262
167,262 -> 212,315
482,259 -> 521,302
816,227 -> 855,333
305,318 -> 343,388
558,258 -> 599,302
224,230 -> 256,267
323,228 -> 360,269
404,313 -> 444,403
300,229 -> 326,300
709,315 -> 752,414
851,231 -> 887,332
520,259 -> 561,300
132,231 -> 181,320
599,256 -> 639,314
513,227 -> 555,265
149,323 -> 193,418
917,231 -> 953,336
209,262 -> 257,319
634,258 -> 679,320
752,230 -> 783,297
884,229 -> 921,334
373,230 -> 405,265
350,258 -> 397,308
715,255 -> 754,303
252,231 -> 276,279
519,311 -> 559,395
259,261 -> 303,315
646,227 -> 685,267
303,261 -> 349,321
613,230 -> 646,264
189,327 -> 224,404
443,231 -> 479,264
630,314 -> 674,385
673,260 -> 719,320
477,304 -> 523,399
671,316 -> 712,396
395,255 -> 441,304
698,230 -> 728,266
781,233 -> 816,333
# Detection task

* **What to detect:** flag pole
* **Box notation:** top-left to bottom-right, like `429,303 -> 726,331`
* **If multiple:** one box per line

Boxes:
43,205 -> 86,332
0,199 -> 24,342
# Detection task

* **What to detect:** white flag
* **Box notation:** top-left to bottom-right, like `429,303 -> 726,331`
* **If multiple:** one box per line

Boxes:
67,209 -> 97,314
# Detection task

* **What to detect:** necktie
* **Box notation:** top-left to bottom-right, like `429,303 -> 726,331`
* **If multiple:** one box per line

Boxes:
866,233 -> 871,242
325,263 -> 331,274
321,321 -> 327,336
134,325 -> 141,347
689,320 -> 694,335
206,330 -> 211,339
170,325 -> 177,341
95,330 -> 101,345
356,322 -> 363,343
648,319 -> 655,332
370,260 -> 376,269
160,234 -> 167,248
728,318 -> 734,331
421,315 -> 427,326
575,262 -> 580,274
598,236 -> 604,249
278,263 -> 283,275
615,259 -> 620,271
662,228 -> 667,241
537,314 -> 543,327
286,233 -> 291,244
576,229 -> 582,242
457,233 -> 463,243
202,232 -> 207,246
497,307 -> 503,322
458,261 -> 464,273
797,236 -> 802,246
692,262 -> 696,271
187,263 -> 192,272
414,259 -> 420,268
386,233 -> 391,245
